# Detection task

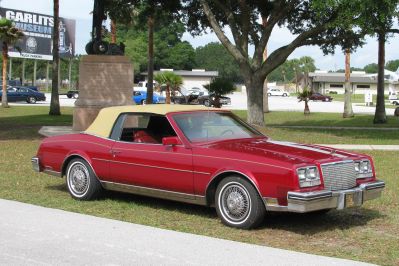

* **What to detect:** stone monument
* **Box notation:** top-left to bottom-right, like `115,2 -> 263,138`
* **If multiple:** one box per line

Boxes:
72,0 -> 133,131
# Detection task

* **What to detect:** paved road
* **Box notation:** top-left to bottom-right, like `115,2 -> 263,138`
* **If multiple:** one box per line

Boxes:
9,93 -> 396,115
0,199 -> 373,266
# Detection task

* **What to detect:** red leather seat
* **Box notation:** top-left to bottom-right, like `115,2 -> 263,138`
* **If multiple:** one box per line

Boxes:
133,130 -> 158,143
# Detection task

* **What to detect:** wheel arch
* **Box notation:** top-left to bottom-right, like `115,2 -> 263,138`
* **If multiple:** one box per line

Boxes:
205,170 -> 263,207
61,153 -> 98,178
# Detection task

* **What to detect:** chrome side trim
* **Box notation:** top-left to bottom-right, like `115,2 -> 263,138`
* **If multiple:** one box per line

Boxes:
43,169 -> 62,177
101,181 -> 207,206
92,157 -> 210,175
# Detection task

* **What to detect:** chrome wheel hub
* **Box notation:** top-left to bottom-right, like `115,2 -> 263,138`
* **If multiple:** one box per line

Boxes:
221,183 -> 250,222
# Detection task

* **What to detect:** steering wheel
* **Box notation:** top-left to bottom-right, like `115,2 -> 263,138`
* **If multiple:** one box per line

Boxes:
220,129 -> 234,136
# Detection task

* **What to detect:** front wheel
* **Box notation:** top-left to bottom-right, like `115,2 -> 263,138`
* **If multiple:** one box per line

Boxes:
204,99 -> 211,107
66,158 -> 102,200
27,96 -> 36,104
73,93 -> 79,99
267,93 -> 271,96
141,99 -> 146,105
215,176 -> 265,229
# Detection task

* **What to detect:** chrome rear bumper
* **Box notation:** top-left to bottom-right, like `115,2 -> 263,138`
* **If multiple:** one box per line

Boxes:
286,181 -> 385,213
31,157 -> 40,172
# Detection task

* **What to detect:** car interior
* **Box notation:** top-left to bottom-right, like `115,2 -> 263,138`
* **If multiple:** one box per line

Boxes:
119,114 -> 177,144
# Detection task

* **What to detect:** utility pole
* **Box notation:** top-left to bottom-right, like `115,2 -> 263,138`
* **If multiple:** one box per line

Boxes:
21,59 -> 26,85
33,60 -> 37,86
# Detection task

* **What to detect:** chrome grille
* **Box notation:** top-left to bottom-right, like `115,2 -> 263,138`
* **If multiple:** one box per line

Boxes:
321,161 -> 357,191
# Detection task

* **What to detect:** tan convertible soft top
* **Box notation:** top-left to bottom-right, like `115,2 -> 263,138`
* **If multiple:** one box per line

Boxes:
84,104 -> 220,138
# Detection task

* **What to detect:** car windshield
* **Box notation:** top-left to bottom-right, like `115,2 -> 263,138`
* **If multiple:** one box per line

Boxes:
173,111 -> 265,143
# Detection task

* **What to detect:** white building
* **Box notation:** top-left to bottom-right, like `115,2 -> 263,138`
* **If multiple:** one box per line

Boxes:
308,70 -> 399,95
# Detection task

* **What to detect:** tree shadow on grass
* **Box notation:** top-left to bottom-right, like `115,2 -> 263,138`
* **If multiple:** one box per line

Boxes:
0,114 -> 72,141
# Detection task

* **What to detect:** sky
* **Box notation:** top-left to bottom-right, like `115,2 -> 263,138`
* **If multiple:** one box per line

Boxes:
2,0 -> 399,72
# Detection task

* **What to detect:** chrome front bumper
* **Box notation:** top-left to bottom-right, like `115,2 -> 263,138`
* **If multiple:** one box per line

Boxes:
31,157 -> 40,172
286,181 -> 385,213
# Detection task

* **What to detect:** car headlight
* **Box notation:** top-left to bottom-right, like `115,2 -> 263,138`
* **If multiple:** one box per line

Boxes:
355,159 -> 373,179
296,166 -> 321,188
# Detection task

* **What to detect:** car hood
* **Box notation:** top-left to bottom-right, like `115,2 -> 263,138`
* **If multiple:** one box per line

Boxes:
203,138 -> 353,165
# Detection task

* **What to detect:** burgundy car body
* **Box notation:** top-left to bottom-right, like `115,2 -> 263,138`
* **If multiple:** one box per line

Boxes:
32,105 -> 384,218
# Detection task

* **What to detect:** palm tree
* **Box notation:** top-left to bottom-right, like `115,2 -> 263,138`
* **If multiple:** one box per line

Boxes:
297,88 -> 312,115
154,71 -> 182,104
343,49 -> 354,118
0,18 -> 24,108
49,0 -> 61,115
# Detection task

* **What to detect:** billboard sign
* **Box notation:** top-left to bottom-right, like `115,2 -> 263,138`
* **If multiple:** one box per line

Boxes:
0,7 -> 76,60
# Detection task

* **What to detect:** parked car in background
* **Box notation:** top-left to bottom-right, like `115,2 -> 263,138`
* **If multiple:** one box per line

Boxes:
199,93 -> 231,107
32,105 -> 385,229
309,92 -> 333,102
66,90 -> 79,99
172,91 -> 231,107
0,87 -> 46,104
390,97 -> 399,105
133,90 -> 165,105
267,88 -> 289,97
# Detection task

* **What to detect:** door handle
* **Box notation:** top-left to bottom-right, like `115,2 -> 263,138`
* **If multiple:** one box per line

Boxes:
110,150 -> 122,157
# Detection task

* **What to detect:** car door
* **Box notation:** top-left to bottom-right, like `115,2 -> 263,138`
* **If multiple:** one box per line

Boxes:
6,88 -> 18,102
107,113 -> 194,194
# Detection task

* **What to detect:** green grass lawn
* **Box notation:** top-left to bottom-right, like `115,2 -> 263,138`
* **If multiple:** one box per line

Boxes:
0,106 -> 399,265
233,110 -> 399,128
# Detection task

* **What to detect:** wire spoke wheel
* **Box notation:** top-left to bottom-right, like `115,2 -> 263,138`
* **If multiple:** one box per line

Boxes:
220,182 -> 251,223
67,162 -> 90,196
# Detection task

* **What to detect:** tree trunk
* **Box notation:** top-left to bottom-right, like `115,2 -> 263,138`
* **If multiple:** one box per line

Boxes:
262,18 -> 269,113
49,0 -> 61,116
1,44 -> 9,108
304,100 -> 310,115
343,49 -> 354,118
146,15 -> 154,104
165,84 -> 171,104
245,76 -> 265,126
111,20 -> 117,44
374,33 -> 387,124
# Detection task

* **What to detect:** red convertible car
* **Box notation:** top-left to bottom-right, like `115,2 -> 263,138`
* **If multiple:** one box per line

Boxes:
32,105 -> 385,229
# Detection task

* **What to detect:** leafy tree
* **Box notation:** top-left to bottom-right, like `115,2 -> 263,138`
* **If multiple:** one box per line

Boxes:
385,59 -> 399,72
183,0 -> 363,126
203,77 -> 235,108
355,0 -> 399,123
297,88 -> 312,115
49,0 -> 61,115
0,18 -> 24,107
195,42 -> 242,82
115,21 -> 195,79
363,63 -> 378,74
268,56 -> 316,82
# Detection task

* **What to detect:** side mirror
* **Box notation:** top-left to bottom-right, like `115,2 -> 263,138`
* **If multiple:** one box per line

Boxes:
162,136 -> 182,146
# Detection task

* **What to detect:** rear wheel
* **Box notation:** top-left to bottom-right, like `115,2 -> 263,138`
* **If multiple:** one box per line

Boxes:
204,99 -> 211,107
267,93 -> 271,96
27,96 -> 36,104
283,93 -> 287,97
215,176 -> 265,229
66,158 -> 102,200
141,99 -> 146,105
73,92 -> 79,99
